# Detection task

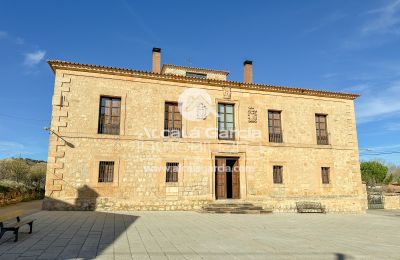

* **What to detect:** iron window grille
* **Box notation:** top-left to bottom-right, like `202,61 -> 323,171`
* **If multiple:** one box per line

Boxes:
166,162 -> 179,182
98,161 -> 114,183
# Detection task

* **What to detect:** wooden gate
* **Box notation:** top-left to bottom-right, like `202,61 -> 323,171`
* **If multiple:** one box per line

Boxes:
367,186 -> 384,209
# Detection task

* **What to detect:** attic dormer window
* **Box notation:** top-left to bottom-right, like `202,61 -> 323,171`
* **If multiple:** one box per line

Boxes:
186,72 -> 207,79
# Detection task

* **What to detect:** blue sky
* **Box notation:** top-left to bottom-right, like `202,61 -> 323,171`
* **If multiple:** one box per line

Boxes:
0,0 -> 399,164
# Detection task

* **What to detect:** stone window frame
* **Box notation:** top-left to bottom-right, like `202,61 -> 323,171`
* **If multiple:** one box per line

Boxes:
270,161 -> 288,188
158,158 -> 185,191
210,152 -> 248,201
90,156 -> 120,187
94,91 -> 126,137
315,114 -> 329,145
162,100 -> 186,139
319,164 -> 334,188
214,98 -> 240,142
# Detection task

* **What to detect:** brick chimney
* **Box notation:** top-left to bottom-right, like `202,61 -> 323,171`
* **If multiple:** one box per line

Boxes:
152,47 -> 161,73
243,60 -> 252,83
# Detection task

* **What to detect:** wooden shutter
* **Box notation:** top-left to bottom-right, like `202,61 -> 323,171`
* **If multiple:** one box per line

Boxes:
98,97 -> 121,135
215,158 -> 226,199
268,111 -> 283,143
273,166 -> 283,184
316,114 -> 328,145
321,167 -> 330,184
232,159 -> 240,199
164,102 -> 182,137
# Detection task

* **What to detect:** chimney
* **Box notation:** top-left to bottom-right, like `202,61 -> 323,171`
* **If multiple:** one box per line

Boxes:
152,47 -> 161,73
243,60 -> 253,83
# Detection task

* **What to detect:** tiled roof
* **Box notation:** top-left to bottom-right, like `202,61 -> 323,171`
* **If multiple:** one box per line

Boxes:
161,64 -> 230,75
47,60 -> 359,100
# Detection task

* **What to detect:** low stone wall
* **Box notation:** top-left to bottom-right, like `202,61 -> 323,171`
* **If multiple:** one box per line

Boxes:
384,194 -> 400,210
258,195 -> 367,213
42,196 -> 213,211
0,190 -> 42,207
43,195 -> 367,213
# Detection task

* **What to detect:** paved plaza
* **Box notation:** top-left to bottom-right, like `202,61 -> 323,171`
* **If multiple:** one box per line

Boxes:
0,209 -> 399,259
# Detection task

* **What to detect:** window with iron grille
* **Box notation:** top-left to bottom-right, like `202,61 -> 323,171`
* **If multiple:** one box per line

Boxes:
218,103 -> 235,140
98,161 -> 114,183
166,162 -> 179,182
186,72 -> 207,79
98,96 -> 121,135
273,165 -> 283,184
268,111 -> 283,143
164,102 -> 182,137
315,114 -> 329,145
321,167 -> 330,184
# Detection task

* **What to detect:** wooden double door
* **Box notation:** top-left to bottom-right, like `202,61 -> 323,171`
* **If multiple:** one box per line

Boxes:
215,157 -> 240,199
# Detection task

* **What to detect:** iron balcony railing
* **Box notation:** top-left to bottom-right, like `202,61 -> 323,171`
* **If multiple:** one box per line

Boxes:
98,122 -> 120,135
317,135 -> 329,145
164,128 -> 182,138
269,133 -> 283,143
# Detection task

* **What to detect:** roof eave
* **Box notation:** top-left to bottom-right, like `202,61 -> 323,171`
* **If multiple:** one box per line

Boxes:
47,60 -> 360,100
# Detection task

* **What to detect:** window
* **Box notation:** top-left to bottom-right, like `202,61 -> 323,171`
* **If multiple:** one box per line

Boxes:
268,111 -> 283,143
315,114 -> 329,145
164,102 -> 182,137
98,161 -> 114,183
98,96 -> 121,135
186,72 -> 207,79
166,162 -> 179,182
273,165 -> 283,184
218,103 -> 235,140
321,167 -> 330,184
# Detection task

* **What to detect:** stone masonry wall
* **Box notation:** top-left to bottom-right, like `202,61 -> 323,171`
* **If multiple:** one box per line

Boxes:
43,68 -> 366,213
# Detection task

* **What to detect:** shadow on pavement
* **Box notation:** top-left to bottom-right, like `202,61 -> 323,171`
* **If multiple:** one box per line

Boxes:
0,185 -> 139,259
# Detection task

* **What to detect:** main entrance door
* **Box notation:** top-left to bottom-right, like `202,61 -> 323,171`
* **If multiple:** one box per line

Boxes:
215,157 -> 240,199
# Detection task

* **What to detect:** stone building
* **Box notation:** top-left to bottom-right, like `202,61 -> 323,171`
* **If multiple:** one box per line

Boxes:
43,48 -> 367,212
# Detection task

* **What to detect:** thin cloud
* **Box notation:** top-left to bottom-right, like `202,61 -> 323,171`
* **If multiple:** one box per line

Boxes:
385,122 -> 400,131
24,50 -> 46,66
356,80 -> 400,123
304,11 -> 347,34
362,0 -> 400,35
0,141 -> 27,158
0,31 -> 8,39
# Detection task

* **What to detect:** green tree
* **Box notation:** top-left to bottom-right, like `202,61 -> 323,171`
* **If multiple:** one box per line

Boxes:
360,161 -> 388,186
2,158 -> 30,183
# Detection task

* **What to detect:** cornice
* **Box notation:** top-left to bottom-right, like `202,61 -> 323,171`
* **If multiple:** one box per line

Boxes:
48,60 -> 360,100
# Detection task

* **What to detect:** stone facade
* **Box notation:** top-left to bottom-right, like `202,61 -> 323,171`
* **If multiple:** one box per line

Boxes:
44,58 -> 366,213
